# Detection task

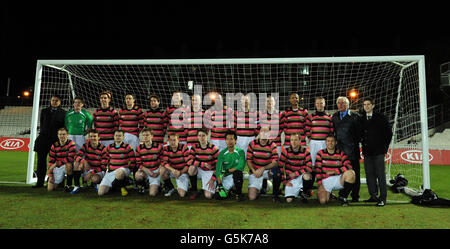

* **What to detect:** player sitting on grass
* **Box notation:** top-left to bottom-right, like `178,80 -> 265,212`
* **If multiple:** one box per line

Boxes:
246,126 -> 279,201
134,128 -> 163,196
187,127 -> 219,200
159,133 -> 191,198
47,127 -> 76,192
98,130 -> 135,197
73,129 -> 107,193
279,132 -> 314,203
315,134 -> 355,206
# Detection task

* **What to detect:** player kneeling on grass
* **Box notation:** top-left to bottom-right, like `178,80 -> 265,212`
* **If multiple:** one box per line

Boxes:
73,129 -> 107,193
214,130 -> 246,201
187,127 -> 220,199
315,134 -> 355,206
159,133 -> 191,198
98,130 -> 136,197
134,128 -> 163,196
247,126 -> 279,201
47,127 -> 76,192
279,133 -> 314,203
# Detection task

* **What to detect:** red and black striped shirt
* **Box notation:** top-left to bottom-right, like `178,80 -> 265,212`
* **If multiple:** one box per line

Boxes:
49,139 -> 76,166
187,142 -> 219,172
143,107 -> 167,144
279,146 -> 312,184
75,141 -> 107,173
185,107 -> 207,147
205,107 -> 235,140
162,143 -> 190,171
281,107 -> 308,146
305,111 -> 334,141
235,110 -> 258,137
105,142 -> 135,171
315,148 -> 352,184
119,105 -> 144,137
93,107 -> 119,141
135,142 -> 163,171
258,110 -> 282,146
166,105 -> 188,142
246,139 -> 278,170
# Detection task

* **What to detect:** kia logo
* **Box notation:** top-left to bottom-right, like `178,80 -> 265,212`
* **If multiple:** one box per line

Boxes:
400,150 -> 433,164
0,139 -> 25,150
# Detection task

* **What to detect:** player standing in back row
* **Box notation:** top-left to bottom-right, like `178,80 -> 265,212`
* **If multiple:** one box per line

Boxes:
281,93 -> 308,147
119,93 -> 143,151
142,94 -> 167,145
65,97 -> 93,152
93,91 -> 119,147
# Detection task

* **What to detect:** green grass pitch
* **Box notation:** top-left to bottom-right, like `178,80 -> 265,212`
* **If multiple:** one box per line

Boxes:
0,151 -> 449,229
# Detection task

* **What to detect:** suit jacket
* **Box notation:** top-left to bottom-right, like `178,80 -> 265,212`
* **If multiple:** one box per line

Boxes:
331,110 -> 361,160
361,112 -> 393,156
34,106 -> 66,152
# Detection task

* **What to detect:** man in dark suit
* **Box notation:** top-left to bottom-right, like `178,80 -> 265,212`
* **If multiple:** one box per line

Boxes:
331,96 -> 361,202
32,95 -> 66,188
361,97 -> 393,206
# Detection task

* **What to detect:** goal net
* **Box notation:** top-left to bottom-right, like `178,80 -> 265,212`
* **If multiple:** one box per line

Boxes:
26,56 -> 430,201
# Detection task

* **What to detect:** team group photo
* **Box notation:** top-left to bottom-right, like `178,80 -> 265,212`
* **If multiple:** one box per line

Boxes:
35,89 -> 392,207
1,3 -> 449,234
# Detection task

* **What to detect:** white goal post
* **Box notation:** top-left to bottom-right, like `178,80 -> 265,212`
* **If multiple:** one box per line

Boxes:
27,56 -> 430,195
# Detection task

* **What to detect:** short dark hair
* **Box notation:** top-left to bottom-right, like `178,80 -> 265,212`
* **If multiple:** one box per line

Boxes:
168,132 -> 179,138
114,129 -> 125,135
51,95 -> 62,100
87,128 -> 99,134
197,127 -> 209,135
74,97 -> 84,104
326,133 -> 336,141
57,127 -> 68,133
363,97 -> 375,105
225,129 -> 237,140
149,94 -> 160,102
141,127 -> 153,134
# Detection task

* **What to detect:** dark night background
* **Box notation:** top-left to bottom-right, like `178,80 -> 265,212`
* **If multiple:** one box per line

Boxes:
2,1 -> 450,107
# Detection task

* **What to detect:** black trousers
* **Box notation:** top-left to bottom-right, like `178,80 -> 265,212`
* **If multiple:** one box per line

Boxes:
36,149 -> 50,186
349,157 -> 361,200
364,154 -> 387,202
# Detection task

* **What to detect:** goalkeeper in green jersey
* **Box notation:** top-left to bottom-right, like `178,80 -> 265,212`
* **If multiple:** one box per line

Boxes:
211,130 -> 246,201
66,97 -> 94,190
65,97 -> 93,152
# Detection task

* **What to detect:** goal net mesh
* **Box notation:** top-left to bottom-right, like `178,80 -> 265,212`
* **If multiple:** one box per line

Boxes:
28,58 -> 426,200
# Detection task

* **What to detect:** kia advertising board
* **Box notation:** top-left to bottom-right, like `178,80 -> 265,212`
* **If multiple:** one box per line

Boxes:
0,137 -> 30,152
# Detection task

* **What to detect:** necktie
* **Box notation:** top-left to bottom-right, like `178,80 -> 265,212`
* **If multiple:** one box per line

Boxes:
367,115 -> 372,120
340,113 -> 344,120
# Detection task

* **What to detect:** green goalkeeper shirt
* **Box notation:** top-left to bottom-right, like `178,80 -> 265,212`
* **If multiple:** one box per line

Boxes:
65,109 -> 93,135
214,147 -> 245,180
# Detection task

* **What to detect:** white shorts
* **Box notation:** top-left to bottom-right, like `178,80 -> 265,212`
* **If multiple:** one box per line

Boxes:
69,135 -> 86,152
236,136 -> 255,156
123,133 -> 140,151
210,139 -> 227,152
309,139 -> 326,166
169,171 -> 189,191
221,174 -> 235,191
52,165 -> 66,185
248,170 -> 270,190
144,168 -> 161,186
198,168 -> 216,193
322,174 -> 344,193
100,167 -> 131,187
284,176 -> 304,198
82,169 -> 105,179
